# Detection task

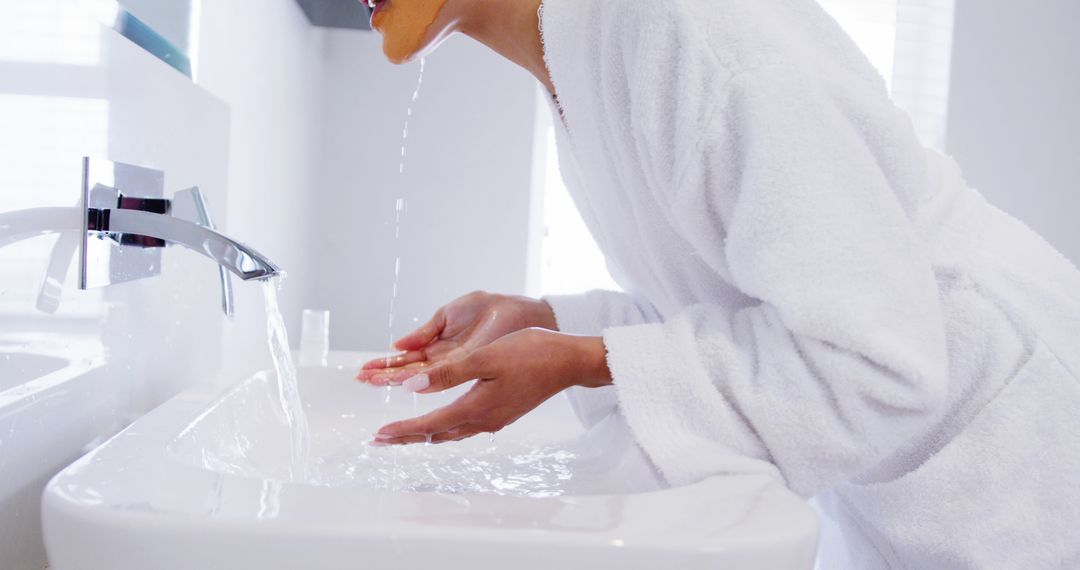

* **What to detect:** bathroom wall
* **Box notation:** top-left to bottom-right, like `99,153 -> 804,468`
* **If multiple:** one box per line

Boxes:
194,0 -> 543,356
0,4 -> 230,568
946,0 -> 1080,264
309,32 -> 540,351
196,0 -> 327,377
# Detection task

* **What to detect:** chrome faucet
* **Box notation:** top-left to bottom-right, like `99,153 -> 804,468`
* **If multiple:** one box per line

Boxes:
0,158 -> 281,318
80,158 -> 281,318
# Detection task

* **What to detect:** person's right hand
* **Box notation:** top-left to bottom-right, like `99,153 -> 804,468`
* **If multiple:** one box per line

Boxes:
357,291 -> 557,386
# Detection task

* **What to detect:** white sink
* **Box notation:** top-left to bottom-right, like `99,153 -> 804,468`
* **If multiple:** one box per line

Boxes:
0,335 -> 103,402
0,352 -> 68,393
42,351 -> 818,569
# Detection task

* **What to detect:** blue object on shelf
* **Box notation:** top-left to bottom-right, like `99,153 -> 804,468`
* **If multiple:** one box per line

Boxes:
114,9 -> 193,77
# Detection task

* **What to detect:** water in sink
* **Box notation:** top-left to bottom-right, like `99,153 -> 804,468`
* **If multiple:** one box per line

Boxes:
169,364 -> 666,498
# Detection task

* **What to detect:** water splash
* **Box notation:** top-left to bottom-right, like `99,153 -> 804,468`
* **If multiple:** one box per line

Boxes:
173,371 -> 669,497
310,441 -> 579,497
262,277 -> 310,481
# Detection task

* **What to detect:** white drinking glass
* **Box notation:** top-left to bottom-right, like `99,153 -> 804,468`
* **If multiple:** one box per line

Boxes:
299,309 -> 330,367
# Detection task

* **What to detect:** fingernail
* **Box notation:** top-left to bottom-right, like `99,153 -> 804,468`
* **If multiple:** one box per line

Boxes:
402,373 -> 430,393
374,433 -> 394,440
368,440 -> 390,447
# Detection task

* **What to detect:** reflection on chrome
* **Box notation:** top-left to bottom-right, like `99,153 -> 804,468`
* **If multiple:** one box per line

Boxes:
78,157 -> 279,317
0,159 -> 282,319
100,208 -> 281,282
79,158 -> 282,292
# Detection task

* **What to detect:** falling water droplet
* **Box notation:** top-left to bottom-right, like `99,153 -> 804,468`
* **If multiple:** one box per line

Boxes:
380,57 -> 427,492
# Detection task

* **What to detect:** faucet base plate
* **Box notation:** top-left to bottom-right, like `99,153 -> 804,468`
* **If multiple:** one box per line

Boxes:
79,157 -> 165,289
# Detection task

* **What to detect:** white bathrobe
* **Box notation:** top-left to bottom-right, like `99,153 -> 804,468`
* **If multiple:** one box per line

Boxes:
538,0 -> 1080,567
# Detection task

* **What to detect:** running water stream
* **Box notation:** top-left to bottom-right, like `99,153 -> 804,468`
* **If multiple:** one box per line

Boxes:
386,57 -> 426,356
381,58 -> 428,490
262,277 -> 310,481
252,61 -> 430,487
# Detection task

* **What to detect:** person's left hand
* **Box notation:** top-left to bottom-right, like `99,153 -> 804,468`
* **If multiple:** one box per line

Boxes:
369,328 -> 611,446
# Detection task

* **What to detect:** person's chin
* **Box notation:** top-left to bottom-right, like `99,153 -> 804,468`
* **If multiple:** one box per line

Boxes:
381,40 -> 422,65
382,32 -> 449,65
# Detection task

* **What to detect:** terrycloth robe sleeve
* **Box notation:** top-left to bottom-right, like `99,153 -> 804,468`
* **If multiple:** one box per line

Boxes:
545,290 -> 663,336
544,290 -> 663,428
604,63 -> 951,497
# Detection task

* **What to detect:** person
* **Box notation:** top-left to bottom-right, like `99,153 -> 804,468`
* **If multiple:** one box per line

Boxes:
356,0 -> 1080,566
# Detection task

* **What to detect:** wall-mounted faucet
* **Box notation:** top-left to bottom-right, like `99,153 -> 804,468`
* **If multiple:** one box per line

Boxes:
80,158 -> 281,318
0,158 -> 281,318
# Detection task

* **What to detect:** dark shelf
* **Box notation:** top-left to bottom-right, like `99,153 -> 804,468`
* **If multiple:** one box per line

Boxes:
295,0 -> 372,30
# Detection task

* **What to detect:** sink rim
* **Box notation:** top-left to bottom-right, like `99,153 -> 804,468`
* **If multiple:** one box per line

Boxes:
42,350 -> 819,565
0,334 -> 105,408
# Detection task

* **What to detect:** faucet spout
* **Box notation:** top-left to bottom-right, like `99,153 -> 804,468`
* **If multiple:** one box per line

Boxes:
102,208 -> 282,281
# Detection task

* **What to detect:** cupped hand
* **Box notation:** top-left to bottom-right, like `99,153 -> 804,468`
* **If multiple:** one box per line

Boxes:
358,291 -> 557,386
370,328 -> 611,446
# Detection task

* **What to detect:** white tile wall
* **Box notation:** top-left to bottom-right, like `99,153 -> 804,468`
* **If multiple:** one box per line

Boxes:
0,7 -> 230,568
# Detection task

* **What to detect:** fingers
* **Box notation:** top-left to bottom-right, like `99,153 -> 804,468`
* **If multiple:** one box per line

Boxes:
370,424 -> 485,447
374,403 -> 470,441
356,345 -> 480,388
369,434 -> 428,446
430,425 -> 484,444
393,309 -> 446,352
359,349 -> 426,372
410,354 -> 487,394
359,361 -> 430,386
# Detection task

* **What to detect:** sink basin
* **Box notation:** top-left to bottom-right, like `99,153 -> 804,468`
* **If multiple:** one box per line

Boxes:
42,351 -> 818,569
0,335 -> 105,405
0,352 -> 68,393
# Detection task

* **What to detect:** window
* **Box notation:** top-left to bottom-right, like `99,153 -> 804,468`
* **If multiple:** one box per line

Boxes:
818,0 -> 957,149
0,0 -> 111,319
891,0 -> 957,150
532,125 -> 622,297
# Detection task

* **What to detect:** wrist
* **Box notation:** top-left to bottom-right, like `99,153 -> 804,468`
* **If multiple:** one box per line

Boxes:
573,336 -> 612,389
514,296 -> 559,331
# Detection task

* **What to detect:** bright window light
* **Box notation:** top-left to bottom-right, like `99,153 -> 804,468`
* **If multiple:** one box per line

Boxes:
891,0 -> 957,150
818,0 -> 900,88
0,0 -> 105,66
818,0 -> 957,150
536,125 -> 622,296
0,94 -> 108,317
